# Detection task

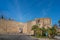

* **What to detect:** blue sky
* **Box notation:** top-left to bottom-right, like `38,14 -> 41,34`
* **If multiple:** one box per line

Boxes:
0,0 -> 60,25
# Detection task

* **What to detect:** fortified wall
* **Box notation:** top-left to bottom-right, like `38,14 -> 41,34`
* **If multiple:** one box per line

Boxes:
0,18 -> 51,35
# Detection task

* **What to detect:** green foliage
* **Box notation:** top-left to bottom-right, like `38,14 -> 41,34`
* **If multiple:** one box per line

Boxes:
58,20 -> 60,26
1,16 -> 5,19
32,25 -> 38,31
36,28 -> 41,36
32,25 -> 39,36
47,25 -> 57,38
41,27 -> 47,36
32,24 -> 57,38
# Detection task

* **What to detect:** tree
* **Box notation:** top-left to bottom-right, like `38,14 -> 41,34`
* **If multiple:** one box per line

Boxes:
9,18 -> 12,20
58,20 -> 60,27
36,28 -> 42,37
32,25 -> 39,36
52,25 -> 57,36
41,27 -> 47,36
47,25 -> 57,38
53,24 -> 57,34
8,18 -> 15,21
47,28 -> 52,38
0,15 -> 6,20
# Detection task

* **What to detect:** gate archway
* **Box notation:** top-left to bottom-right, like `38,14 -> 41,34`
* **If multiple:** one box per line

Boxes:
19,28 -> 23,33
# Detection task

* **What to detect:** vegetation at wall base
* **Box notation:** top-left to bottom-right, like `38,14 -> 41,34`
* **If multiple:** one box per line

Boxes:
32,24 -> 57,38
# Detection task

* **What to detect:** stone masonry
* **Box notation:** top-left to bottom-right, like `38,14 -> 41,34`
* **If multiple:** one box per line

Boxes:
0,18 -> 51,35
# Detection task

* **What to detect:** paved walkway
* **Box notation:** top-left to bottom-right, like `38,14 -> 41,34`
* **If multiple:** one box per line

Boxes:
0,34 -> 59,40
0,35 -> 38,40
